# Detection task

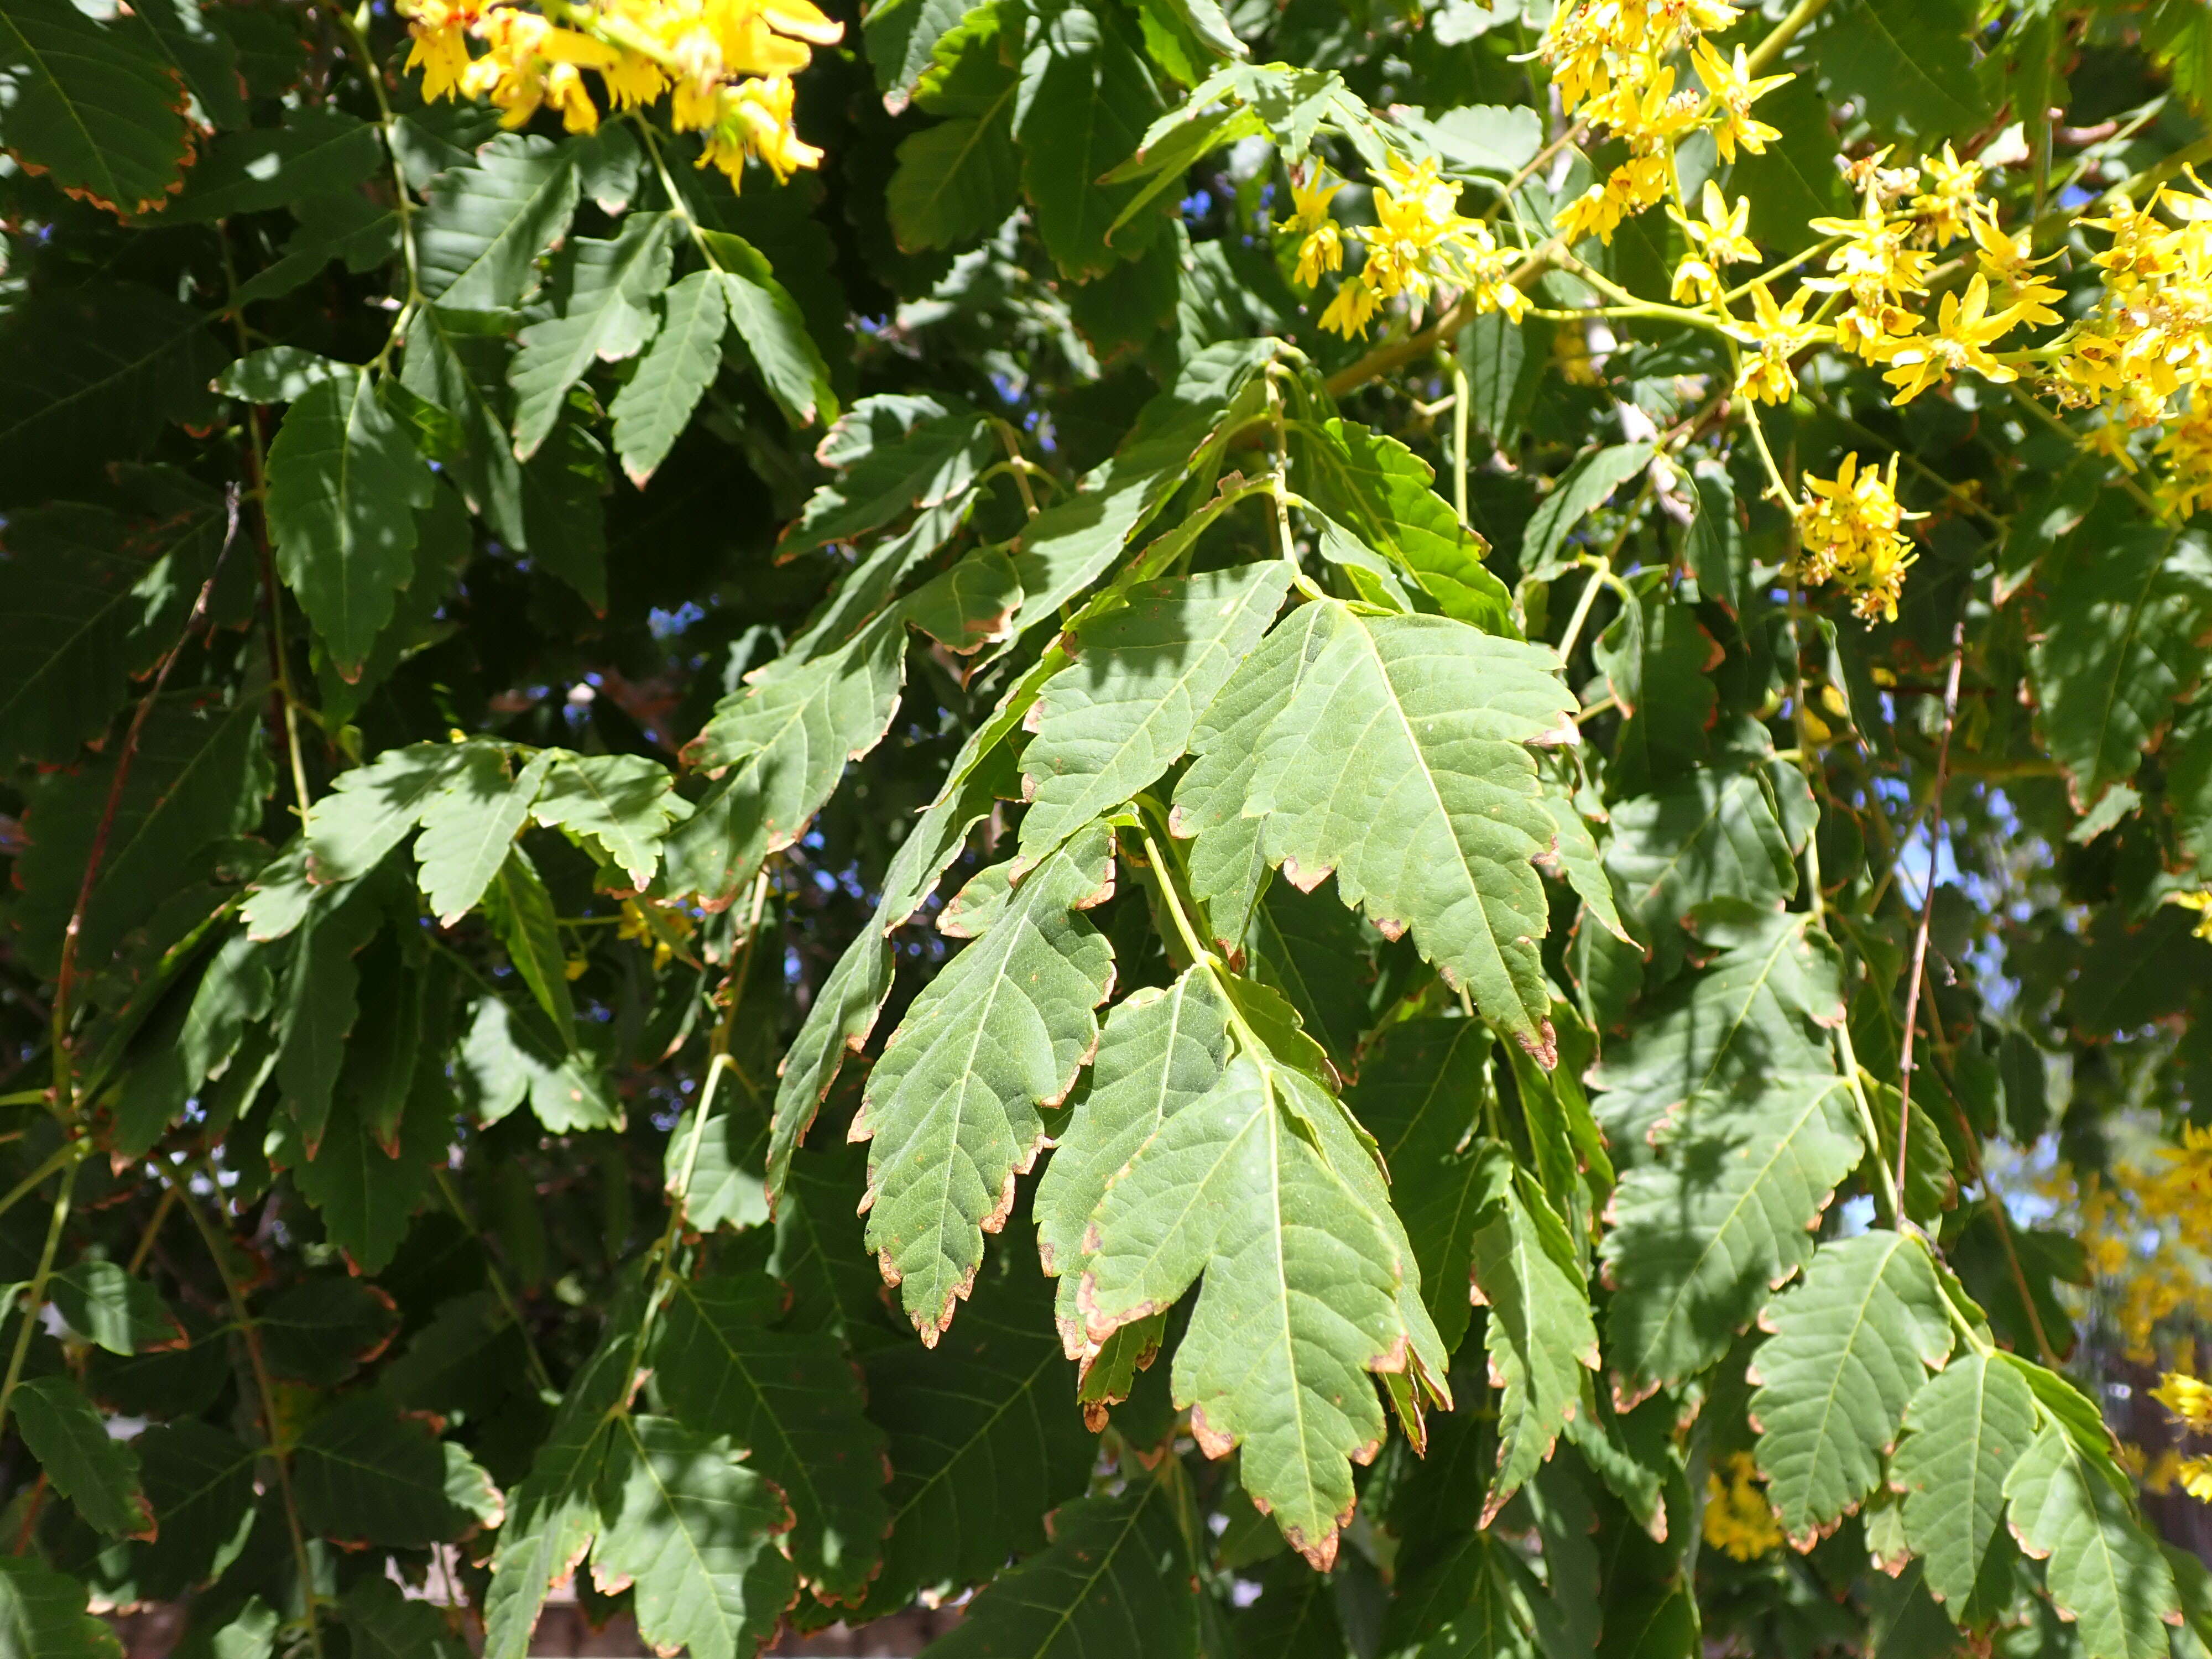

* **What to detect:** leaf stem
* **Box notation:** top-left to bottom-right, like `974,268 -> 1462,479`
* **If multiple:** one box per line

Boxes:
178,1173 -> 326,1657
0,1155 -> 79,1445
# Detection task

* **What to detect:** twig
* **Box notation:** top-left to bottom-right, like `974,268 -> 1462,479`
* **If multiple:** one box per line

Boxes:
1893,611 -> 1966,1206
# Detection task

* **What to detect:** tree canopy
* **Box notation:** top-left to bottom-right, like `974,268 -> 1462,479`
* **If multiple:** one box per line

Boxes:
6,0 -> 2212,1655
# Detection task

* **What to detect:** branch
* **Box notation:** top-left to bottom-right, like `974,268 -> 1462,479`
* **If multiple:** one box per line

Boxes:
1893,609 -> 1966,1204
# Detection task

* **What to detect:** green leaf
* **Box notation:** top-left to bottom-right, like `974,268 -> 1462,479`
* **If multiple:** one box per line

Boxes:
863,0 -> 974,96
1016,564 -> 1290,866
1348,1018 -> 1490,1354
607,269 -> 725,488
1014,2 -> 1167,276
0,1556 -> 122,1658
400,306 -> 528,548
858,1235 -> 1093,1611
520,405 -> 611,608
264,368 -> 435,678
483,1290 -> 641,1659
415,745 -> 550,925
920,1479 -> 1201,1659
291,1397 -> 499,1548
1171,598 -> 1333,945
1458,309 -> 1552,452
50,1261 -> 183,1355
14,1375 -> 153,1539
254,1276 -> 399,1385
510,211 -> 675,462
1520,443 -> 1653,578
482,846 -> 576,1045
166,107 -> 380,222
652,1272 -> 891,1603
1801,0 -> 1991,142
888,12 -> 1021,251
1473,1161 -> 1599,1524
2030,520 -> 2212,811
1035,967 -> 1235,1355
268,1061 -> 451,1273
666,614 -> 907,910
457,995 -> 622,1133
1748,1230 -> 1952,1547
529,752 -> 685,892
1588,903 -> 1847,1150
856,822 -> 1117,1339
591,1414 -> 800,1659
1228,603 -> 1579,1059
0,282 -> 226,505
1293,419 -> 1515,634
304,742 -> 468,884
2003,1420 -> 2182,1659
11,691 -> 269,982
1892,1349 -> 2036,1621
0,500 -> 220,764
701,229 -> 838,428
0,0 -> 192,216
1599,1071 -> 1863,1407
1080,1056 -> 1427,1568
1243,875 -> 1374,1071
415,132 -> 581,311
1593,587 -> 1719,795
1603,766 -> 1796,980
904,546 -> 1025,655
131,1421 -> 257,1599
774,394 -> 993,561
343,1577 -> 470,1659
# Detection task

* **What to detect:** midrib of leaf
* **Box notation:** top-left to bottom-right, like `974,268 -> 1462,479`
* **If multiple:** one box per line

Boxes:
1346,622 -> 1509,993
888,1342 -> 1063,1528
914,79 -> 1016,233
333,374 -> 371,648
1774,1232 -> 1910,1534
1686,922 -> 1807,1095
1620,787 -> 1731,910
0,12 -> 126,205
1025,1485 -> 1165,1657
1260,1093 -> 1326,1536
1627,1077 -> 1845,1384
667,1283 -> 821,1527
1850,0 -> 1975,123
619,1416 -> 724,1611
0,308 -> 205,450
439,157 -> 573,304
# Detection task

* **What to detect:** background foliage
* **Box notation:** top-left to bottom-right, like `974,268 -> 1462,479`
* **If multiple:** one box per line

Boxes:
7,0 -> 2212,1655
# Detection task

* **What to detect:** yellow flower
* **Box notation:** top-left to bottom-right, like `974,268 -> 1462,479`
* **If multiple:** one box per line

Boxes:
2154,1370 -> 2212,1433
1879,274 -> 2026,403
1732,280 -> 1819,405
1692,37 -> 1788,164
399,0 -> 481,100
1668,181 -> 1754,302
2184,1456 -> 2212,1504
1554,152 -> 1670,246
1704,1453 -> 1784,1562
1797,451 -> 1919,622
1284,168 -> 1348,288
1319,275 -> 1381,338
1910,143 -> 1983,247
1968,206 -> 2064,328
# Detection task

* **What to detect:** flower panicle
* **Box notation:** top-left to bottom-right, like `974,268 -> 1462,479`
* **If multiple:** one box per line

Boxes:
395,0 -> 839,187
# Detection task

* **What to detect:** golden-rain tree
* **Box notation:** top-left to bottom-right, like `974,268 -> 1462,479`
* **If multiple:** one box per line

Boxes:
5,0 -> 2212,1654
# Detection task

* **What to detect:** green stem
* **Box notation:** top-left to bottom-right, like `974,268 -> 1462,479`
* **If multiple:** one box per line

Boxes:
0,1156 -> 78,1444
179,1176 -> 326,1657
1745,0 -> 1832,75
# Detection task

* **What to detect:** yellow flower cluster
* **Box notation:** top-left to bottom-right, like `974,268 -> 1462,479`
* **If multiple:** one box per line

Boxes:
1540,0 -> 1785,247
1288,156 -> 1527,339
2039,1126 -> 2212,1364
1703,1452 -> 1784,1561
2059,176 -> 2212,428
1796,452 -> 1919,622
2152,1370 -> 2212,1504
397,0 -> 839,186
